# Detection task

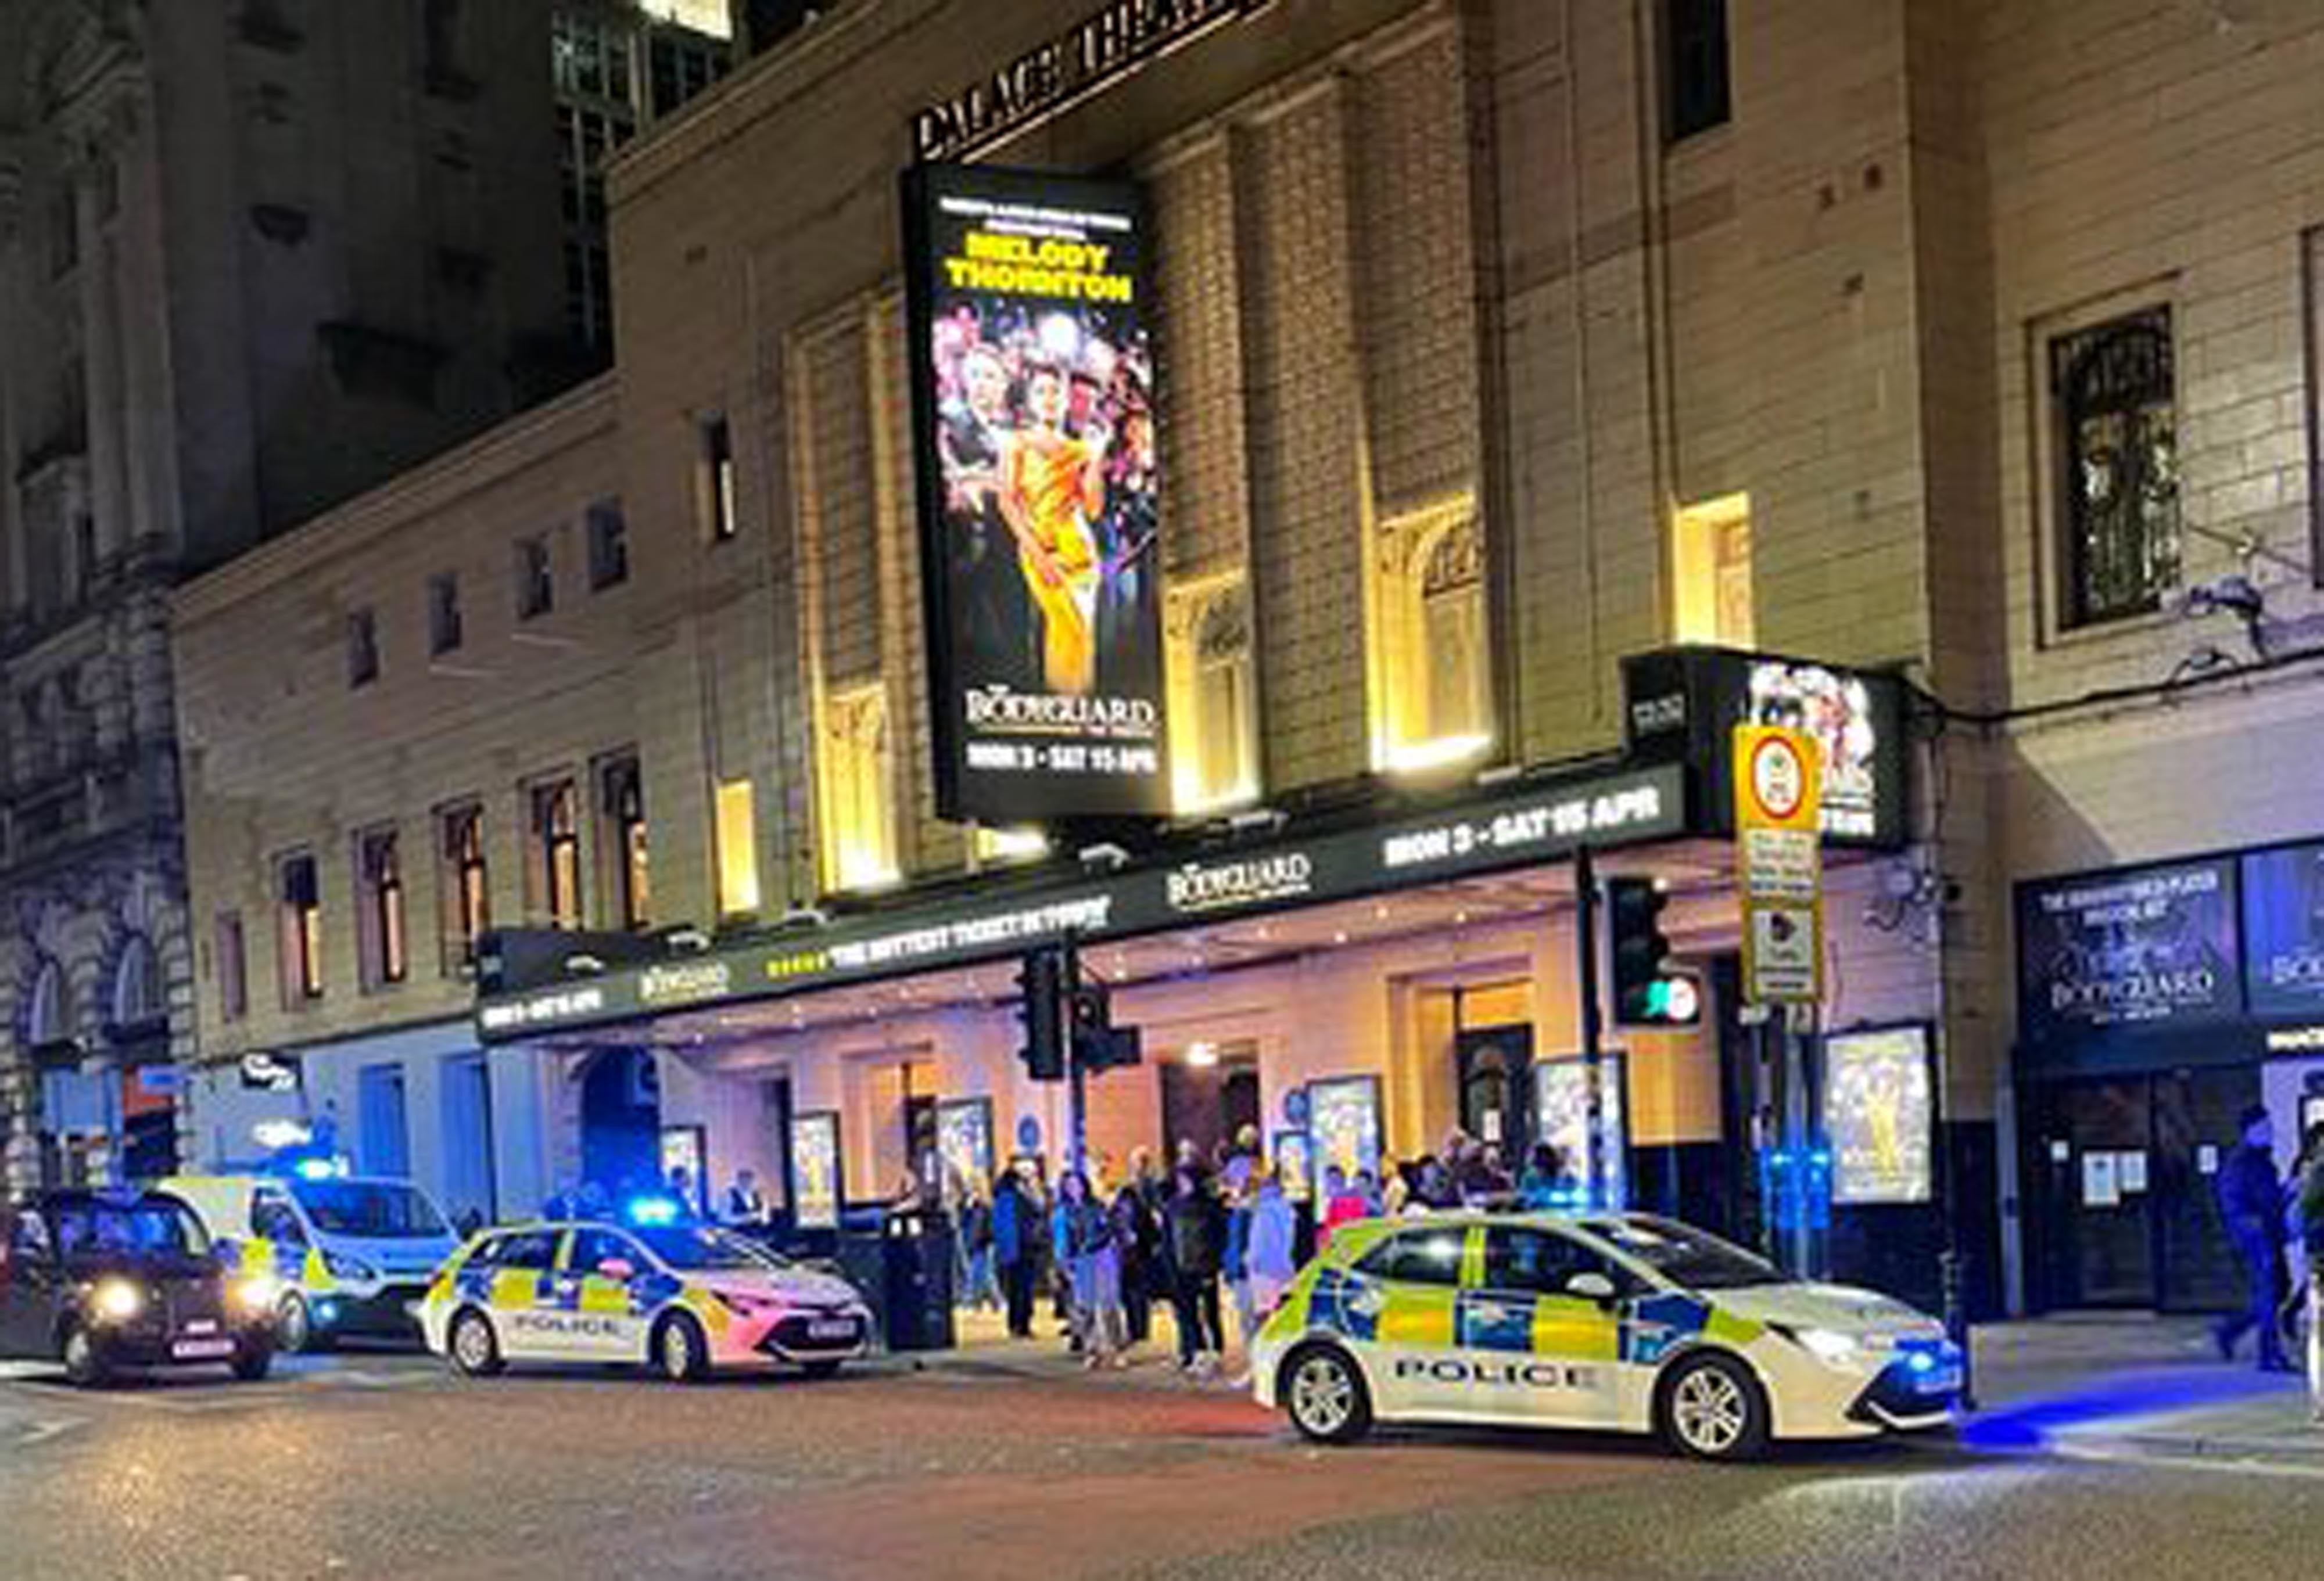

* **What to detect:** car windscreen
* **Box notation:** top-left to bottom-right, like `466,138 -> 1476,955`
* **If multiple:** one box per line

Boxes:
629,1226 -> 784,1273
289,1180 -> 449,1239
51,1200 -> 213,1263
1584,1217 -> 1784,1291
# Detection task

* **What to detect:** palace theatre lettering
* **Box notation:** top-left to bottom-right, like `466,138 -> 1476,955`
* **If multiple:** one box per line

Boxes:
912,0 -> 1271,163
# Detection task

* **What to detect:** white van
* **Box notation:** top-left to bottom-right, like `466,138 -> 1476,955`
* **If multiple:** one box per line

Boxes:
162,1173 -> 461,1352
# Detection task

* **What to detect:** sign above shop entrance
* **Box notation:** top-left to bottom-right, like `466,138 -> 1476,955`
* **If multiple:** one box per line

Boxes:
2017,858 -> 2241,1045
476,760 -> 1688,1041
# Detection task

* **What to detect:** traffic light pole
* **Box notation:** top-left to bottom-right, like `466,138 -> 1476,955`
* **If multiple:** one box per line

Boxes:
1062,933 -> 1087,1177
1575,846 -> 1605,1210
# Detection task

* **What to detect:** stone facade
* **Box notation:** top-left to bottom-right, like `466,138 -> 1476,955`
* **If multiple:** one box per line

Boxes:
0,0 -> 584,1191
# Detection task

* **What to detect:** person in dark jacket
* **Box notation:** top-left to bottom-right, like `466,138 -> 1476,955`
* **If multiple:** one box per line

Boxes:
2214,1104 -> 2294,1372
1167,1165 -> 1228,1372
2296,1122 -> 2324,1421
1112,1149 -> 1162,1345
991,1168 -> 1039,1339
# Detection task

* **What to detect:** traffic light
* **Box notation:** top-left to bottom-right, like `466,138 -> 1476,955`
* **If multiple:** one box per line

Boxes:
1069,979 -> 1143,1071
1016,947 -> 1068,1081
1607,876 -> 1702,1027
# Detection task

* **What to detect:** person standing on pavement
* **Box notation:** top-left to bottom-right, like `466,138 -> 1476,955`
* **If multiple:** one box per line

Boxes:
992,1167 -> 1039,1339
957,1178 -> 998,1313
1320,1165 -> 1371,1250
2297,1122 -> 2324,1423
1246,1167 -> 1298,1321
1111,1157 -> 1160,1346
1167,1164 -> 1228,1372
2214,1104 -> 2296,1373
1221,1154 -> 1257,1353
720,1169 -> 769,1228
1054,1170 -> 1127,1368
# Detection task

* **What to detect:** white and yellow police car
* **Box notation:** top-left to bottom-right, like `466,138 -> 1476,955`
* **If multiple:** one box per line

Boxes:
1252,1212 -> 1961,1461
420,1220 -> 874,1382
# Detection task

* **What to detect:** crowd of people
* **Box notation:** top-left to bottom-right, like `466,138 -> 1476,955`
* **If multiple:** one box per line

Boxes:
941,1127 -> 1580,1377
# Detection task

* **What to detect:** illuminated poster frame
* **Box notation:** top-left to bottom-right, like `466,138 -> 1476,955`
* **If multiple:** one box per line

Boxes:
1531,1055 -> 1628,1210
790,1110 -> 845,1231
902,161 -> 1169,824
658,1123 -> 708,1215
1271,1129 -> 1314,1206
1305,1076 -> 1383,1202
1819,1022 -> 1935,1207
935,1096 -> 996,1195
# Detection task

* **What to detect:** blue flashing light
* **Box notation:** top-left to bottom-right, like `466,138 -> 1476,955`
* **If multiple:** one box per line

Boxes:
293,1158 -> 338,1181
1809,1150 -> 1831,1168
1906,1351 -> 1935,1375
314,1299 -> 340,1325
626,1195 -> 679,1227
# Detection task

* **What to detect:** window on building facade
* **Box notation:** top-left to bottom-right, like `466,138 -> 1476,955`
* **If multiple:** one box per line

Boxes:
26,957 -> 65,1047
2051,306 -> 2180,628
1373,498 -> 1494,775
439,803 -> 490,973
529,777 -> 583,929
714,778 -> 761,918
428,572 -> 463,656
597,753 -> 651,931
1167,578 -> 1258,814
215,911 -> 249,1023
587,498 -> 629,590
648,30 -> 729,120
515,534 -> 554,619
973,826 -> 1049,865
819,684 -> 898,893
1670,493 -> 1755,646
356,828 -> 407,990
1665,0 -> 1732,142
700,414 -> 737,541
111,935 -> 161,1031
47,185 -> 77,278
277,853 -> 324,1004
347,606 -> 380,688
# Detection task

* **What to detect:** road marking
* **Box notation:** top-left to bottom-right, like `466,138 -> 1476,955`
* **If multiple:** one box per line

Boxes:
16,1418 -> 85,1448
2052,1441 -> 2324,1482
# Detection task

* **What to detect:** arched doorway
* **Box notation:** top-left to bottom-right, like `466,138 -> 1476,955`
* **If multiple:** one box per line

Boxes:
579,1048 -> 661,1198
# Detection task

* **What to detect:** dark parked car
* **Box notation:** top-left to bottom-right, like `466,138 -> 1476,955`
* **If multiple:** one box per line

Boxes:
0,1188 -> 277,1387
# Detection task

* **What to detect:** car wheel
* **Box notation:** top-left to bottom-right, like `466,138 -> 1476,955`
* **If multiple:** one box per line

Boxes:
230,1339 -> 274,1382
60,1324 -> 110,1389
448,1308 -> 504,1378
1658,1351 -> 1771,1463
801,1359 -> 844,1381
1282,1344 -> 1372,1445
277,1292 -> 331,1354
655,1313 -> 709,1384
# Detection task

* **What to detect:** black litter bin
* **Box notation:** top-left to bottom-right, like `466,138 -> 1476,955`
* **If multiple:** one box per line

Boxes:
833,1233 -> 891,1342
880,1208 -> 956,1352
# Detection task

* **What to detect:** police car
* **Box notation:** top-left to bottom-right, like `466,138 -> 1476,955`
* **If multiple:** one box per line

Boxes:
163,1173 -> 461,1352
420,1220 -> 874,1382
1252,1212 -> 1961,1461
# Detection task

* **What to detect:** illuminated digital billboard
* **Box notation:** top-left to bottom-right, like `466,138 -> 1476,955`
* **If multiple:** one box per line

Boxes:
903,163 -> 1167,824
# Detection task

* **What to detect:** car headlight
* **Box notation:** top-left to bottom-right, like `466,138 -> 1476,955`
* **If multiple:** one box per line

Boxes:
1782,1325 -> 1863,1366
92,1279 -> 145,1324
322,1251 -> 378,1282
234,1274 -> 282,1315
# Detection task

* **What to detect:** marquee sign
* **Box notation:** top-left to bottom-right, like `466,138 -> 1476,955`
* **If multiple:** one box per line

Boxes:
477,761 -> 1687,1040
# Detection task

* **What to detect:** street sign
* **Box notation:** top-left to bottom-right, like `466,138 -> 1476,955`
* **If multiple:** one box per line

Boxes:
1735,725 -> 1824,1004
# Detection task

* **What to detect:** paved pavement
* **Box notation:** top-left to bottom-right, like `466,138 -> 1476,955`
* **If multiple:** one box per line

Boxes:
0,1318 -> 2319,1579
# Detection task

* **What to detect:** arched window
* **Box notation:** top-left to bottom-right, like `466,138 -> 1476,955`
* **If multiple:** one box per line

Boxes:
1418,519 -> 1489,746
111,935 -> 162,1030
2053,307 -> 2180,628
24,957 -> 66,1047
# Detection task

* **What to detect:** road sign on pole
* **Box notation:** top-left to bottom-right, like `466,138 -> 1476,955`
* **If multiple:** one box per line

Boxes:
1734,725 -> 1824,1005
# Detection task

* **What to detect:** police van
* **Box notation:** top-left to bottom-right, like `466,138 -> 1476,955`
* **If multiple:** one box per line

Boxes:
162,1173 -> 461,1352
420,1219 -> 873,1382
1251,1211 -> 1961,1461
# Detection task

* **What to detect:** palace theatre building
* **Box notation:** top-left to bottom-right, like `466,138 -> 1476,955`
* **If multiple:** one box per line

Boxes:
449,0 -> 1997,1310
177,0 -> 2015,1317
